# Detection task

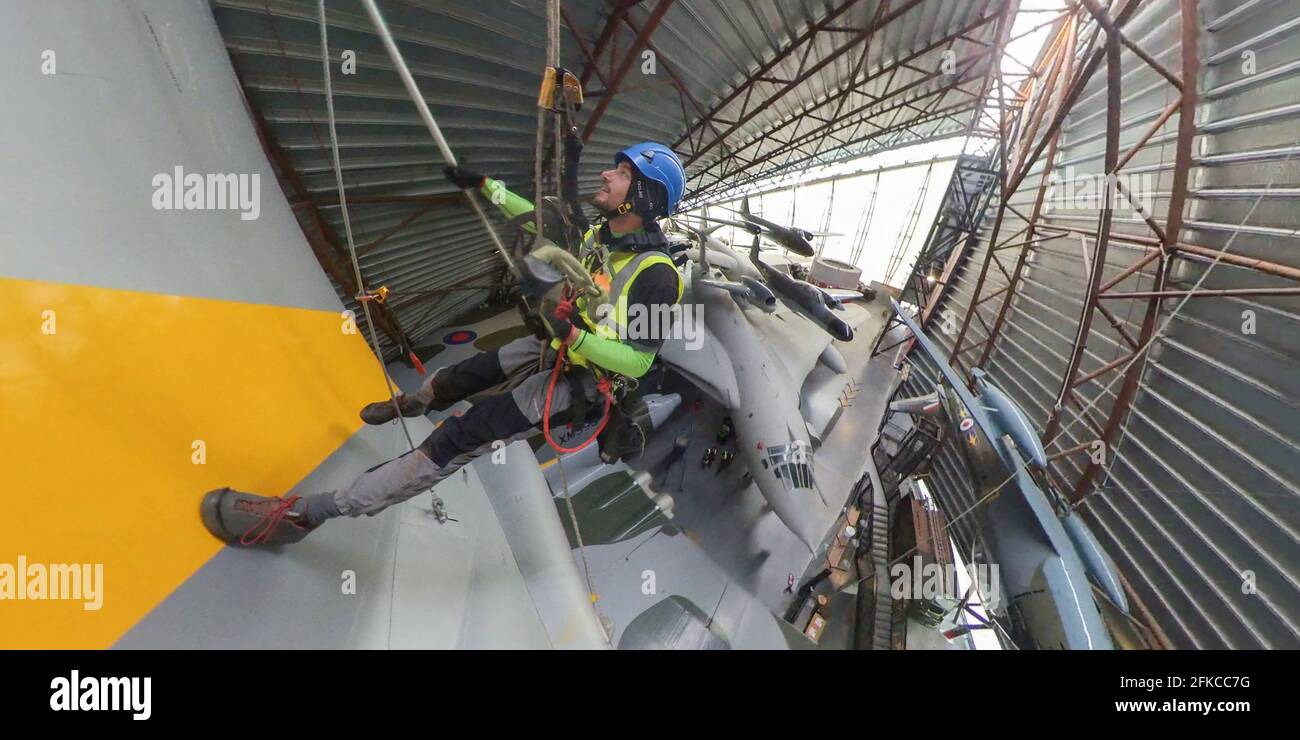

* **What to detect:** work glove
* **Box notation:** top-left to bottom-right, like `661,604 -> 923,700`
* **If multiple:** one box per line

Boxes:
443,165 -> 486,190
546,313 -> 576,345
523,310 -> 576,344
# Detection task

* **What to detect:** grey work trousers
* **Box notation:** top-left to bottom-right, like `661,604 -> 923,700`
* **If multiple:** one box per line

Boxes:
327,335 -> 582,517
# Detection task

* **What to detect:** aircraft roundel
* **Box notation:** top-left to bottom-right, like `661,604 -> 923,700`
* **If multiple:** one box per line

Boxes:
443,329 -> 477,345
959,418 -> 975,433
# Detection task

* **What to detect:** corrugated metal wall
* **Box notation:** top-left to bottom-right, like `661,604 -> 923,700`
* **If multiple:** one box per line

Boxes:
912,0 -> 1300,649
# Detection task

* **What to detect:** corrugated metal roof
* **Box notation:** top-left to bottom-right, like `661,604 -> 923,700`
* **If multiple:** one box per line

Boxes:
209,0 -> 1005,356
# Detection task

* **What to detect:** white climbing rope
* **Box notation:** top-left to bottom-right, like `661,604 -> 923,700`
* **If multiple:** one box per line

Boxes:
318,0 -> 415,453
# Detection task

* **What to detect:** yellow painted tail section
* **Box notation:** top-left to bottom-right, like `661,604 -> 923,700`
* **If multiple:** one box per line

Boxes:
0,276 -> 387,648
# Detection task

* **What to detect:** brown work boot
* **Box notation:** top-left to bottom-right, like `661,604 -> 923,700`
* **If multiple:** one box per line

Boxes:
359,394 -> 428,425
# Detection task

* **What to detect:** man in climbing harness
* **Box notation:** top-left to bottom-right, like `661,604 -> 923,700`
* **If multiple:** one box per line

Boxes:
201,140 -> 687,547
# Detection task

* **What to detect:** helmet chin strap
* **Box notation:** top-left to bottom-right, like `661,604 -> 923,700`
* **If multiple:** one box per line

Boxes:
594,200 -> 634,219
598,170 -> 662,221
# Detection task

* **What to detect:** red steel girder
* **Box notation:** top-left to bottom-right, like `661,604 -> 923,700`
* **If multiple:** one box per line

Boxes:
1064,0 -> 1201,502
690,84 -> 977,200
581,0 -> 676,142
673,0 -> 873,157
680,0 -> 935,167
786,0 -> 894,163
920,4 -> 1024,363
681,0 -> 982,167
684,8 -> 1004,199
690,99 -> 978,205
687,55 -> 996,201
577,0 -> 637,88
615,8 -> 739,167
1042,0 -> 1152,448
972,16 -> 1078,371
1040,224 -> 1300,284
562,6 -> 614,92
945,0 -> 1137,370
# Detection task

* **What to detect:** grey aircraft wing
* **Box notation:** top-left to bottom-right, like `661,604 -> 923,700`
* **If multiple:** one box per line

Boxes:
657,273 -> 741,408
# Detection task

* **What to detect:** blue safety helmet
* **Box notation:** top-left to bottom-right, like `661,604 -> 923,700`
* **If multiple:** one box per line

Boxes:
614,142 -> 685,219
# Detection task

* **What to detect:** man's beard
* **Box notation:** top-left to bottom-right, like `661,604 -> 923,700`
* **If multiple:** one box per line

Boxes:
590,192 -> 619,219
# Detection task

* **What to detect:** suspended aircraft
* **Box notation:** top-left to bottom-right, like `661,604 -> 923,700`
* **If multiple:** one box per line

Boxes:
510,216 -> 874,551
645,225 -> 876,548
687,196 -> 840,257
884,300 -> 1149,649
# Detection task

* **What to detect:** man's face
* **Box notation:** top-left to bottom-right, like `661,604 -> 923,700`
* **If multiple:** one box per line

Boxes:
592,161 -> 634,211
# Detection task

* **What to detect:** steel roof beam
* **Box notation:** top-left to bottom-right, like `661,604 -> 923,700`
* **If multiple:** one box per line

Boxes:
686,68 -> 986,202
672,0 -> 871,156
562,6 -> 614,92
581,0 -> 677,142
614,10 -> 741,169
686,104 -> 975,206
684,8 -> 1004,198
681,0 -> 931,167
578,0 -> 637,88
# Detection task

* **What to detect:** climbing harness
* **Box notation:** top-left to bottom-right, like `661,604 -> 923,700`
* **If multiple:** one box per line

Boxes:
541,289 -> 617,454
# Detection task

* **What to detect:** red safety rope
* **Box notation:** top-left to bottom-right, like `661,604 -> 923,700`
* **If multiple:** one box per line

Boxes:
542,290 -> 614,454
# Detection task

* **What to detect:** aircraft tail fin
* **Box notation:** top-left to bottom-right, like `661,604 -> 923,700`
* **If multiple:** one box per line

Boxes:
741,195 -> 752,217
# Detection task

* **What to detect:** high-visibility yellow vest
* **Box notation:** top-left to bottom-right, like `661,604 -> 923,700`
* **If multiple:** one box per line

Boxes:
552,231 -> 683,371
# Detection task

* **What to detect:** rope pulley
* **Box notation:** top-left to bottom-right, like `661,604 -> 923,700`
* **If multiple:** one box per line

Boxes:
536,65 -> 583,113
